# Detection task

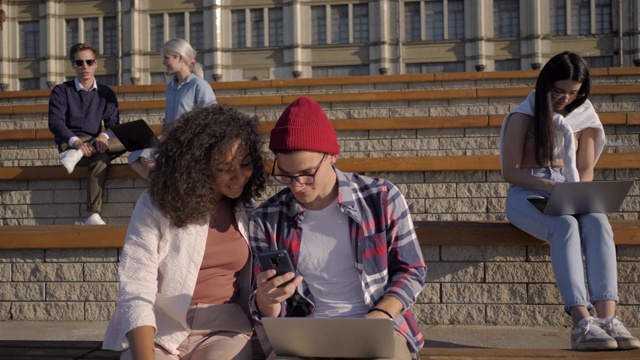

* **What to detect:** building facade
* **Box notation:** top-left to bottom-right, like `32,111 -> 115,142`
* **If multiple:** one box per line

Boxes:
0,0 -> 639,90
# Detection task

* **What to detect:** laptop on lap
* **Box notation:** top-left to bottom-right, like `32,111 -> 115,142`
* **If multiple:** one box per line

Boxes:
527,180 -> 634,215
110,119 -> 159,152
262,317 -> 396,359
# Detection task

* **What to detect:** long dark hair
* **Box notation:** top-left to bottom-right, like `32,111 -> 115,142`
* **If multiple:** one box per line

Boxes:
149,105 -> 265,227
533,51 -> 590,166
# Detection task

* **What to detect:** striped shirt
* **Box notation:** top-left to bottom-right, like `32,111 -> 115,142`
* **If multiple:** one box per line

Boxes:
249,167 -> 427,356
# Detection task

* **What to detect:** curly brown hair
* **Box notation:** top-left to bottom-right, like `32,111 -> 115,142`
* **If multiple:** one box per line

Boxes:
149,105 -> 265,227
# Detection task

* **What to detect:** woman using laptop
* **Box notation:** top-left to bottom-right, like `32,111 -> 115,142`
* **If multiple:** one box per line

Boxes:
103,105 -> 265,359
129,38 -> 217,180
500,52 -> 639,351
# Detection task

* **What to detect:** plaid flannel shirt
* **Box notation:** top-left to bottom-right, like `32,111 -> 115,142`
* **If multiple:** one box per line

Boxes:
249,167 -> 427,356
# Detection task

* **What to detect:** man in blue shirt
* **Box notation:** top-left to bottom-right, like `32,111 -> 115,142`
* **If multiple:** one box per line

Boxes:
48,43 -> 125,225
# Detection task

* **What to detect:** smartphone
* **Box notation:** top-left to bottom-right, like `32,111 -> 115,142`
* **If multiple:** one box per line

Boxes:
258,249 -> 296,278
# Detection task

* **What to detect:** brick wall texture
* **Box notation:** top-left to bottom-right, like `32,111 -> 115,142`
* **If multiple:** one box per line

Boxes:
1,73 -> 639,326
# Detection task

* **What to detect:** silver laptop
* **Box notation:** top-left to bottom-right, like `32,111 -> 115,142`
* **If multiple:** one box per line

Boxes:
262,317 -> 395,359
527,180 -> 634,215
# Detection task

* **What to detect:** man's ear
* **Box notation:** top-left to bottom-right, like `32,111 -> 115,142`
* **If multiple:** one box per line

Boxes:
328,154 -> 338,165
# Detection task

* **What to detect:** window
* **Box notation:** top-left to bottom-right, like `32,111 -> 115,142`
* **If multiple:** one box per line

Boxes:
84,18 -> 99,48
168,13 -> 185,41
312,4 -> 369,45
405,1 -> 464,41
571,0 -> 590,35
494,0 -> 519,38
95,75 -> 117,86
250,9 -> 264,47
151,72 -> 169,84
150,14 -> 164,52
406,61 -> 465,73
425,1 -> 444,41
331,5 -> 349,44
312,65 -> 369,77
352,4 -> 369,43
189,12 -> 204,51
551,0 -> 612,36
584,55 -> 613,68
66,17 -> 118,55
19,78 -> 40,90
594,0 -> 611,34
447,0 -> 464,39
405,2 -> 421,41
268,8 -> 284,46
495,59 -> 520,71
66,19 -> 79,49
312,6 -> 327,45
20,21 -> 40,58
103,17 -> 118,55
232,10 -> 246,48
550,0 -> 567,35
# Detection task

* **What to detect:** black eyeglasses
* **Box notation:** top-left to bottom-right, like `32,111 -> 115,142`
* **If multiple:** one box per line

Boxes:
73,59 -> 96,67
271,154 -> 326,185
550,88 -> 585,100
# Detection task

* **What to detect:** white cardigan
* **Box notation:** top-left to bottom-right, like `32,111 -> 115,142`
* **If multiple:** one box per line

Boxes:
500,91 -> 605,182
102,191 -> 254,354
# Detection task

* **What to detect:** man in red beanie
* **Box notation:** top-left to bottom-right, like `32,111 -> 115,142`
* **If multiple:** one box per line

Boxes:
249,97 -> 427,359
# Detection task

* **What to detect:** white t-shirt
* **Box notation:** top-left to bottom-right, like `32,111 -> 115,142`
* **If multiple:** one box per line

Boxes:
298,198 -> 369,318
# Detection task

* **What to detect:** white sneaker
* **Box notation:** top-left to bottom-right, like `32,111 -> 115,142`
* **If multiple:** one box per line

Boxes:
570,316 -> 617,350
600,316 -> 640,350
84,213 -> 106,225
59,149 -> 83,174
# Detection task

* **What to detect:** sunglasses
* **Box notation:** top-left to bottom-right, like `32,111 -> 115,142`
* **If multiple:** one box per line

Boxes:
73,59 -> 96,67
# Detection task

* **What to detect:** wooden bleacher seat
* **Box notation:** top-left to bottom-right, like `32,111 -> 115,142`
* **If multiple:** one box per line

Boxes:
2,220 -> 639,250
2,83 -> 640,116
0,339 -> 638,359
419,347 -> 640,359
1,152 -> 639,181
1,112 -> 638,142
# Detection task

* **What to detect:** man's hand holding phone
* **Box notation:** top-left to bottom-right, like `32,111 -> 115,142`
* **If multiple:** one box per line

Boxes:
255,249 -> 303,317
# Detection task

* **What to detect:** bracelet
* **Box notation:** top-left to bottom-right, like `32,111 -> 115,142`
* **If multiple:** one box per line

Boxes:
368,307 -> 394,319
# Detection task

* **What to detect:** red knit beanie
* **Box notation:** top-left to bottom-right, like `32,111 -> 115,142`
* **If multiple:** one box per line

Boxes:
269,97 -> 340,155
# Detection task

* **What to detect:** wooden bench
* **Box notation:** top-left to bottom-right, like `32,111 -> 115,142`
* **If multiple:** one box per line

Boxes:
2,67 -> 637,103
2,220 -> 640,249
0,340 -> 118,360
1,82 -> 639,116
1,152 -> 640,181
1,112 -> 639,142
0,340 -> 638,359
1,221 -> 639,359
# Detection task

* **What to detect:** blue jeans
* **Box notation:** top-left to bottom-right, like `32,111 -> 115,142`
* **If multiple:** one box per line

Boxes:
505,167 -> 618,313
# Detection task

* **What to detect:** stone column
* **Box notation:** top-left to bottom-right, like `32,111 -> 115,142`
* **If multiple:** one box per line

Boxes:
122,0 -> 147,85
465,0 -> 493,71
42,0 -> 65,88
368,0 -> 395,75
283,0 -> 309,78
0,2 -> 15,90
203,0 -> 227,81
519,0 -> 547,70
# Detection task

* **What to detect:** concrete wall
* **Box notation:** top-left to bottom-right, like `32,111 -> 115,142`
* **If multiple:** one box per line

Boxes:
1,245 -> 639,327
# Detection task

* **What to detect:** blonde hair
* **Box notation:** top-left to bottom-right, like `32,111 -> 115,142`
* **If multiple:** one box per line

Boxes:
162,38 -> 204,78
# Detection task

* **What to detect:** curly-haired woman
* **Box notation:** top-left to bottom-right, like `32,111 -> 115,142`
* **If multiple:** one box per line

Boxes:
103,105 -> 266,360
